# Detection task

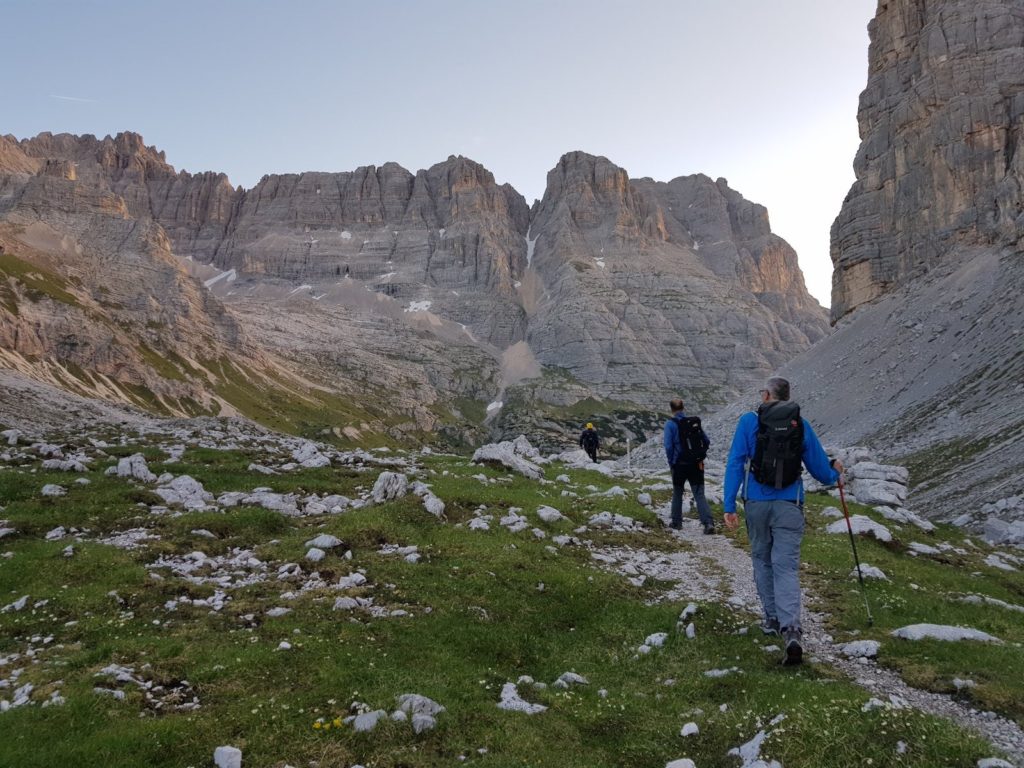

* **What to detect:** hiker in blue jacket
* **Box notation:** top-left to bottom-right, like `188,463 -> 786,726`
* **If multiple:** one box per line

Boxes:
663,398 -> 715,534
723,377 -> 844,666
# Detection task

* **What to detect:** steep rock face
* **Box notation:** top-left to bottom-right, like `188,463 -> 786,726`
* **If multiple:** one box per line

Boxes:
0,133 -> 270,417
525,152 -> 828,408
782,0 -> 1024,521
208,156 -> 531,348
831,0 -> 1024,321
11,134 -> 533,349
2,132 -> 830,441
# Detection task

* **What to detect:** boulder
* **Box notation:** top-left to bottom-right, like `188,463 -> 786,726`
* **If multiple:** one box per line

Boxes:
850,479 -> 907,507
422,493 -> 445,518
983,517 -> 1011,545
372,471 -> 409,503
536,505 -> 565,523
826,515 -> 892,542
840,640 -> 880,659
471,442 -> 543,480
155,475 -> 213,510
352,709 -> 388,732
117,453 -> 157,483
891,624 -> 1002,643
213,746 -> 242,768
305,534 -> 343,549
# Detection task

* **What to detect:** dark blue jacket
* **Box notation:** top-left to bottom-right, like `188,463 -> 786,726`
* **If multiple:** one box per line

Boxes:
723,410 -> 839,513
663,412 -> 709,466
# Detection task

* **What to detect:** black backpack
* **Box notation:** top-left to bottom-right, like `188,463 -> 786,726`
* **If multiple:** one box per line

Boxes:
581,429 -> 599,450
674,416 -> 709,463
751,401 -> 804,489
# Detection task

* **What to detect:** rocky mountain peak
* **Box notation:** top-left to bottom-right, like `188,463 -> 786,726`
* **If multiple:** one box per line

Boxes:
532,151 -> 665,241
0,135 -> 41,175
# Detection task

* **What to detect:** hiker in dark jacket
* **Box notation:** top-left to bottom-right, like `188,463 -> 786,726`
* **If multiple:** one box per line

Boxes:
663,399 -> 715,534
579,423 -> 600,462
723,377 -> 844,666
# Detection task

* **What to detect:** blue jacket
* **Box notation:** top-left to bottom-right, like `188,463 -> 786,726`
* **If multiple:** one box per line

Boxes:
663,412 -> 709,466
723,409 -> 839,513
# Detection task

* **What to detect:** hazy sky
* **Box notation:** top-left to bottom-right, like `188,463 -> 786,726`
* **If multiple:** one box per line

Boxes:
3,0 -> 876,306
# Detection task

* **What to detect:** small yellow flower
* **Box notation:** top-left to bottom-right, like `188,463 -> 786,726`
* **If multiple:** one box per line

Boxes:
333,718 -> 342,728
324,723 -> 331,730
313,722 -> 322,730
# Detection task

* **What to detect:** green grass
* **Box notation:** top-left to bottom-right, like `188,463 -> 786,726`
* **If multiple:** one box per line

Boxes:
794,496 -> 1024,726
0,447 -> 1010,767
0,251 -> 83,309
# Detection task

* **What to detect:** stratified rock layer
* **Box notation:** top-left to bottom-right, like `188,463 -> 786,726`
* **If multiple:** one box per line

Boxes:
784,0 -> 1024,520
526,153 -> 828,407
831,0 -> 1024,321
2,131 -> 828,436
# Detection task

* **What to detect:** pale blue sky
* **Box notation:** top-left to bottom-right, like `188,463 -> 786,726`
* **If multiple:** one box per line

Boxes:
2,0 -> 877,305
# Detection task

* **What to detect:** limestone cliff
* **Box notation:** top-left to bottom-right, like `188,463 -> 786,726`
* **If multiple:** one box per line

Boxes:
785,0 -> 1024,521
831,0 -> 1024,321
525,152 -> 828,408
1,131 -> 829,444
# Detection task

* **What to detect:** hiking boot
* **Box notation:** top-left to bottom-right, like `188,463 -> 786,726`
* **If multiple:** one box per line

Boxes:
669,522 -> 683,531
759,617 -> 780,636
781,626 -> 803,666
703,523 -> 716,535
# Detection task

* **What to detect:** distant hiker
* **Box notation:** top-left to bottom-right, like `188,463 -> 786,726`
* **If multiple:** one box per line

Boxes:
663,398 -> 715,534
579,423 -> 600,463
722,377 -> 844,666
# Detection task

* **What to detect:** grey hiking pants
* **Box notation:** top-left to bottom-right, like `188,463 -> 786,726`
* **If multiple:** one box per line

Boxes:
744,499 -> 804,631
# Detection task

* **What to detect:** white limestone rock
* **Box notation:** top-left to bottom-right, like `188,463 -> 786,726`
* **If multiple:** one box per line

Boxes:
497,682 -> 547,714
423,493 -> 445,518
840,640 -> 880,659
396,693 -> 446,733
472,440 -> 544,479
353,709 -> 388,732
292,441 -> 331,468
213,745 -> 242,768
42,456 -> 89,472
155,475 -> 213,510
850,478 -> 907,507
536,505 -> 565,523
117,453 -> 157,483
2,595 -> 29,613
853,563 -> 888,580
372,471 -> 409,503
41,484 -> 66,497
891,624 -> 1002,643
825,515 -> 892,542
305,534 -> 343,549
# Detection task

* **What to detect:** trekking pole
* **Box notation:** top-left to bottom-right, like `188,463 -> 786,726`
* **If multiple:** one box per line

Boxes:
838,481 -> 874,627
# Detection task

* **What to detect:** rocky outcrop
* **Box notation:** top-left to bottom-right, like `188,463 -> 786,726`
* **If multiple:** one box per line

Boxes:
2,131 -> 829,442
831,0 -> 1024,321
525,152 -> 828,408
772,0 -> 1024,522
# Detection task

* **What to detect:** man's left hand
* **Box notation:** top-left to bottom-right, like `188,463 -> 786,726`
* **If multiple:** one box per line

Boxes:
724,512 -> 739,530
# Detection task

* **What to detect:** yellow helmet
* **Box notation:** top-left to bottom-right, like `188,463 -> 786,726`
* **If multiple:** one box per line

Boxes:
586,423 -> 594,429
